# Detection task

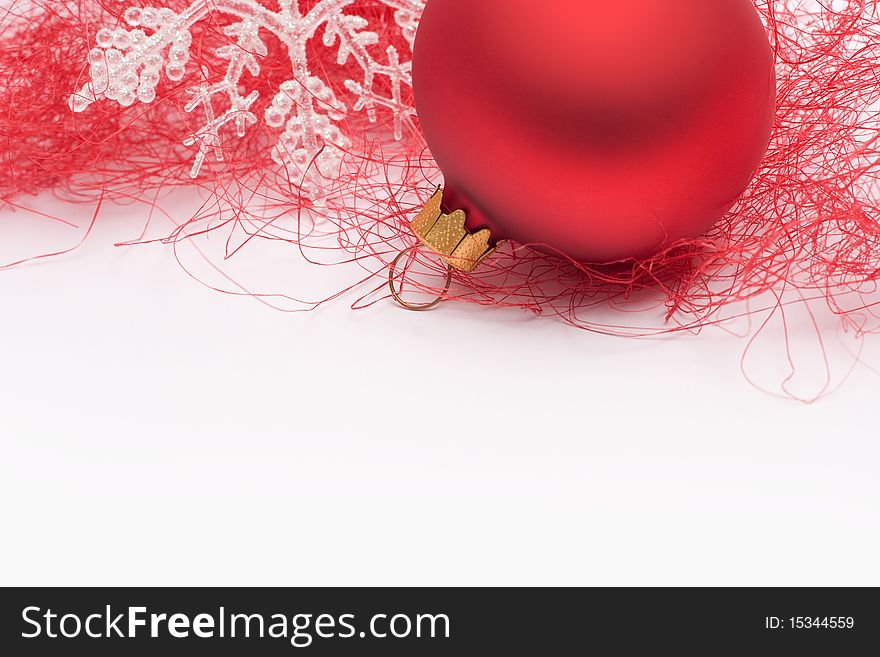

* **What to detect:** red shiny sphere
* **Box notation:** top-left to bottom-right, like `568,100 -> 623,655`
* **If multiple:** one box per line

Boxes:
413,0 -> 776,262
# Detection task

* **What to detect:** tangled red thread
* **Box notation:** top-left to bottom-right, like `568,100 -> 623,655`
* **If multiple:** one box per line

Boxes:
1,0 -> 880,401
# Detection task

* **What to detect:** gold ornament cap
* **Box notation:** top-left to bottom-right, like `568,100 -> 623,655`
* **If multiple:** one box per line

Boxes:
410,189 -> 494,273
388,189 -> 496,311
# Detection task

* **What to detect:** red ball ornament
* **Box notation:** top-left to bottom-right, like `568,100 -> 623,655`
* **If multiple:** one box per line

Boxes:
413,0 -> 776,262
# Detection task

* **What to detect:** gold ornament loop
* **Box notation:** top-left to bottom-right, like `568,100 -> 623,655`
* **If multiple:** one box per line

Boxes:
388,189 -> 496,311
388,246 -> 454,312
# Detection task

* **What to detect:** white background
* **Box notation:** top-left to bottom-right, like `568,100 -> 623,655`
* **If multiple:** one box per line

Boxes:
1,194 -> 878,587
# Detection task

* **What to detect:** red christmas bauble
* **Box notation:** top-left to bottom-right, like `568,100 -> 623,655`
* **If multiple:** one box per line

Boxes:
413,0 -> 776,262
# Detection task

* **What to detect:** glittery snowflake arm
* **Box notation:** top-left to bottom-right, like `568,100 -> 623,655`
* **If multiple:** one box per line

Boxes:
68,0 -> 425,191
68,5 -> 204,111
181,19 -> 266,178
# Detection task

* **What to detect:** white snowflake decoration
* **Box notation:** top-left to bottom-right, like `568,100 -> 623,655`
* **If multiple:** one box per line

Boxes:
69,0 -> 424,194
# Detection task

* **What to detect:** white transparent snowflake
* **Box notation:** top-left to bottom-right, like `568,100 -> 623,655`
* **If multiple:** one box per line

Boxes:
69,0 -> 424,195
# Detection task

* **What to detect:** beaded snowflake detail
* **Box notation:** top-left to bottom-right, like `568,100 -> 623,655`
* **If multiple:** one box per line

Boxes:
69,0 -> 424,193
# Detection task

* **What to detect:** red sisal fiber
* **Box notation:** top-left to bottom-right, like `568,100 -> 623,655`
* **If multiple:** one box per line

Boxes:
1,0 -> 880,400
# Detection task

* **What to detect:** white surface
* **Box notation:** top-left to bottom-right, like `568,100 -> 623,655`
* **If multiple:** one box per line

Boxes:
1,199 -> 879,587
